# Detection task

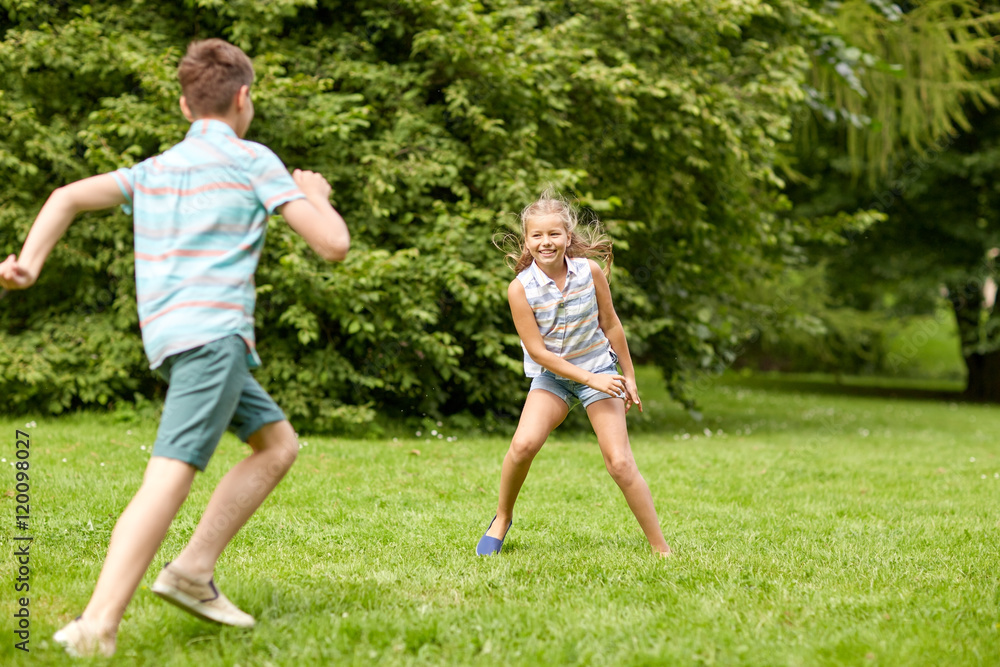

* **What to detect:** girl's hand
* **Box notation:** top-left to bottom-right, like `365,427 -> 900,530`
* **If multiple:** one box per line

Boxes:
588,372 -> 627,399
623,376 -> 642,414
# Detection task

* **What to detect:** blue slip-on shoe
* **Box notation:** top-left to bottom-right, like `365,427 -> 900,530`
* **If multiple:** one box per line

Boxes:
476,515 -> 512,556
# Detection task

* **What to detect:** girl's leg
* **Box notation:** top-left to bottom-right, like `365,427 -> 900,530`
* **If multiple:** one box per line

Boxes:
586,398 -> 671,554
485,389 -> 568,539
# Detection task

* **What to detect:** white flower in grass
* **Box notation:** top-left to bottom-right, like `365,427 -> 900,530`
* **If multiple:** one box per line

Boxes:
415,431 -> 422,437
62,458 -> 67,462
140,446 -> 146,450
970,457 -> 976,463
393,437 -> 399,443
431,430 -> 437,436
682,433 -> 690,440
1,458 -> 5,463
436,421 -> 442,427
994,473 -> 999,479
982,474 -> 988,480
858,428 -> 870,437
704,428 -> 712,437
100,463 -> 105,467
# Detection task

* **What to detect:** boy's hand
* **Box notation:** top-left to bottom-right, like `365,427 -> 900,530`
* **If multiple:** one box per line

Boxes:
0,255 -> 37,290
292,169 -> 332,202
279,170 -> 350,262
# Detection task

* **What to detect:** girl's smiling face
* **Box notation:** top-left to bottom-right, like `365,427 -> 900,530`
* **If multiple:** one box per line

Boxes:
525,213 -> 569,271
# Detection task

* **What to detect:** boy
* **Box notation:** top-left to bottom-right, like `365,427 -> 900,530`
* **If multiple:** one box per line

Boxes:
0,39 -> 350,657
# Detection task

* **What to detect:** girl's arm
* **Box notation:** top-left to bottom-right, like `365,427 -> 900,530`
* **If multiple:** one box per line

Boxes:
590,259 -> 642,412
508,278 -> 626,398
0,174 -> 127,290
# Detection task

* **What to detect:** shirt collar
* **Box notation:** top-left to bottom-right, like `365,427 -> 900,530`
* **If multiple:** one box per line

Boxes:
529,257 -> 577,287
186,119 -> 238,139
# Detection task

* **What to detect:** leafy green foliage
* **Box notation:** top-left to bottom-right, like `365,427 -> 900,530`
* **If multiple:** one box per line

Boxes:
734,264 -> 900,375
802,0 -> 1000,183
780,2 -> 1000,398
791,102 -> 1000,396
0,0 -> 845,427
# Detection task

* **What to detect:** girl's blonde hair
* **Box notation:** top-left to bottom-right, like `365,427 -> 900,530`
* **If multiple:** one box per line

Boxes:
496,189 -> 613,277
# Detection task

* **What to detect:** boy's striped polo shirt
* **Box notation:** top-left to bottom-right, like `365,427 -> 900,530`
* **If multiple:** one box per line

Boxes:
516,256 -> 616,377
111,119 -> 305,370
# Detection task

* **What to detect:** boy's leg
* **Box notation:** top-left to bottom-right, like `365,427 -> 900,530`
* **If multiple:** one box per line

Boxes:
168,419 -> 298,580
585,398 -> 671,554
487,389 -> 568,540
149,369 -> 293,626
58,339 -> 249,655
66,457 -> 196,649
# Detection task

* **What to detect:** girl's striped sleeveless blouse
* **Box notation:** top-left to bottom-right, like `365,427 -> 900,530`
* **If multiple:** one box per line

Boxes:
516,257 -> 616,377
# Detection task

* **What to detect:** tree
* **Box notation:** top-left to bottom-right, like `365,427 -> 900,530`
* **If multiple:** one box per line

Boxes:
0,0 -> 848,427
802,0 -> 1000,183
787,1 -> 1000,399
813,110 -> 1000,399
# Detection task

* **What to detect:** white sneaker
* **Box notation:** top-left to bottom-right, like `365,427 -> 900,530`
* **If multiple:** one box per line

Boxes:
151,562 -> 255,628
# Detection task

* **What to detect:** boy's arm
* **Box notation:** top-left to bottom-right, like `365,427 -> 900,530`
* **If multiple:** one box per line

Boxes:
0,174 -> 126,290
590,259 -> 642,412
277,170 -> 350,262
509,279 -> 627,399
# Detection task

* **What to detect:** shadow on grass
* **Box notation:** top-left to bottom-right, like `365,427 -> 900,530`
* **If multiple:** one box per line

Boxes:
723,372 -> 968,403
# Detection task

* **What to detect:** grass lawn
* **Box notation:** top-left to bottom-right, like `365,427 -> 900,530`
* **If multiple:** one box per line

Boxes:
1,368 -> 998,665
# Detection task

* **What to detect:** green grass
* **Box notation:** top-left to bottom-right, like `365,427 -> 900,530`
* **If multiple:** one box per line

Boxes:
883,308 -> 966,380
1,369 -> 998,665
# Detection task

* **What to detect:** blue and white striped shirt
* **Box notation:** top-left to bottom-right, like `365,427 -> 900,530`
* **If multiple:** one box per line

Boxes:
111,119 -> 305,370
516,257 -> 616,378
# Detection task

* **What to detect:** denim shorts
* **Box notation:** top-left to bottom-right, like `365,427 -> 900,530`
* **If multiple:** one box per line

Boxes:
153,335 -> 286,471
528,363 -> 625,409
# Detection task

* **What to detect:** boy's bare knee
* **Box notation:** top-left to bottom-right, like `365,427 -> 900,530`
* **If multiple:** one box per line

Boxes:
276,436 -> 298,468
249,420 -> 298,471
141,457 -> 196,502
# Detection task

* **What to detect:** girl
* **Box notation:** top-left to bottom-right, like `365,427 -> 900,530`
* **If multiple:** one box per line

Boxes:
476,191 -> 672,557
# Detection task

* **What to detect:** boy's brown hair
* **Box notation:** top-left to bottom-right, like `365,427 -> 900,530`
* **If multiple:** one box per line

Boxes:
178,39 -> 254,118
